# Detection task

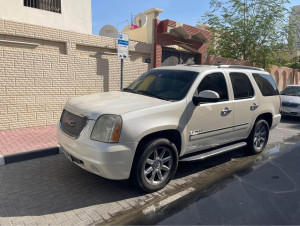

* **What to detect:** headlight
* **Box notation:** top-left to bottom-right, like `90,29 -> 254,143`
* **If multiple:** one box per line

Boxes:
91,115 -> 122,143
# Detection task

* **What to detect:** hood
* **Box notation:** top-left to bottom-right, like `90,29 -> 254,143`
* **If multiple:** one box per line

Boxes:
280,95 -> 300,104
64,91 -> 170,120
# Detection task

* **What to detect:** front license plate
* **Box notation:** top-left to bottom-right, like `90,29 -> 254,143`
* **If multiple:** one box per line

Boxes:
60,146 -> 72,162
282,108 -> 291,113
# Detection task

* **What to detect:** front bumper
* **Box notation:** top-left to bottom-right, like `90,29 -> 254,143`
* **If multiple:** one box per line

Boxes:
57,120 -> 138,180
280,107 -> 300,117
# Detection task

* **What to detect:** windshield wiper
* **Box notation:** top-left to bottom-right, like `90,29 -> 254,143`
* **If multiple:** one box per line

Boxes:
122,88 -> 133,92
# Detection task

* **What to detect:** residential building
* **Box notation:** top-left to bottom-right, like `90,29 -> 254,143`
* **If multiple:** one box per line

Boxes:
122,8 -> 210,67
0,0 -> 92,34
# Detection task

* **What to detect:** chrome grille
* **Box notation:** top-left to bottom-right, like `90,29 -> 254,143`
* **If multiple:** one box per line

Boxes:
282,102 -> 299,108
60,110 -> 88,139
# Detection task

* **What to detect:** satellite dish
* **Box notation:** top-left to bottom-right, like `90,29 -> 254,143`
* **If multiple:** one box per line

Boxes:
134,13 -> 147,27
99,25 -> 118,38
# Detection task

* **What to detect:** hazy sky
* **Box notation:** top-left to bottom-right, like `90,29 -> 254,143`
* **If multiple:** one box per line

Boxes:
92,0 -> 300,35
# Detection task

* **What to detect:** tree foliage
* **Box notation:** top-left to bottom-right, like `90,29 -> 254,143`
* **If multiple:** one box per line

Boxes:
200,0 -> 297,68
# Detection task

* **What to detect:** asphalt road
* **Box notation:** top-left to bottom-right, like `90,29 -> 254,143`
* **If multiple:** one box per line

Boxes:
122,116 -> 300,225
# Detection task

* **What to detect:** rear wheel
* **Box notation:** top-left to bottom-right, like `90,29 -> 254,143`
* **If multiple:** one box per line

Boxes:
247,119 -> 269,154
131,138 -> 178,192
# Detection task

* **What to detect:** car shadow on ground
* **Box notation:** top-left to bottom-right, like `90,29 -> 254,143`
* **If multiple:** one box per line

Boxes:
0,154 -> 142,217
280,115 -> 300,129
175,147 -> 248,180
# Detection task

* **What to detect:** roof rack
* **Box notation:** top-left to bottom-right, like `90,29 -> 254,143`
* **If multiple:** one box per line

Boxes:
179,64 -> 265,71
182,64 -> 220,67
182,64 -> 210,67
217,65 -> 265,71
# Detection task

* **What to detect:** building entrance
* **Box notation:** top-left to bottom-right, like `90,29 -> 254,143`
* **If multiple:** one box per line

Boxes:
162,47 -> 199,66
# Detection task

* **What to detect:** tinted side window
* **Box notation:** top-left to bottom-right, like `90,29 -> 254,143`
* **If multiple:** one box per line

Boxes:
253,73 -> 279,96
230,72 -> 254,99
198,73 -> 228,101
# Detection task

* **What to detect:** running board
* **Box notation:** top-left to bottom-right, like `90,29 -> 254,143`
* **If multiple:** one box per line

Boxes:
180,142 -> 247,162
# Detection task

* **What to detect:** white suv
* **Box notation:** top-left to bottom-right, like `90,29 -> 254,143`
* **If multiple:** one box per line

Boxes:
57,65 -> 281,192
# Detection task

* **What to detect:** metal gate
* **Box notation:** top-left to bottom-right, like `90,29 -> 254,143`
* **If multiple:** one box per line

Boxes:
162,48 -> 199,66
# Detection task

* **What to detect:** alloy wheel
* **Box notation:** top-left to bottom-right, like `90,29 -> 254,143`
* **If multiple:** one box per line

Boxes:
254,123 -> 268,150
142,147 -> 173,186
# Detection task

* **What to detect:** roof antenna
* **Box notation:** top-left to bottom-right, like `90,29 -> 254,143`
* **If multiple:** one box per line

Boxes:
217,62 -> 222,68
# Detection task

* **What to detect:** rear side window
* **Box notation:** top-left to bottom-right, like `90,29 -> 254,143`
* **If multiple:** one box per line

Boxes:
198,72 -> 228,101
230,72 -> 254,100
253,73 -> 279,96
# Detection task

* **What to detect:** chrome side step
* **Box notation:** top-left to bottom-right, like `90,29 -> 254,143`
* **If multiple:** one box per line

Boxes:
180,142 -> 247,162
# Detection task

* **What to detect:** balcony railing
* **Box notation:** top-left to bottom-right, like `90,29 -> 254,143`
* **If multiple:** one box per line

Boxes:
24,0 -> 62,13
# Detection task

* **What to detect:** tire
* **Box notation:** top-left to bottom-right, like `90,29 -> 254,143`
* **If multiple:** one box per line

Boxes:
247,119 -> 269,154
130,138 -> 178,192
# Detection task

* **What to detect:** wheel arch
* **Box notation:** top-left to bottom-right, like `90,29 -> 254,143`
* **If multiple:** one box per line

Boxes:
255,112 -> 273,128
129,129 -> 182,184
135,129 -> 182,156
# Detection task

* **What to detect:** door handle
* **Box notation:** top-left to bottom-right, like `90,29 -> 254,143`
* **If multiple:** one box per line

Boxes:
250,103 -> 259,111
221,107 -> 232,115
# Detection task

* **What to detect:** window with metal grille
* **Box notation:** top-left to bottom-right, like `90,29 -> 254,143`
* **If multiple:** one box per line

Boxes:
24,0 -> 61,13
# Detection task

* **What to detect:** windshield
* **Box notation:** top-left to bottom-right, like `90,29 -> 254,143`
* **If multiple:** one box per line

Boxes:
122,69 -> 199,101
280,86 -> 300,96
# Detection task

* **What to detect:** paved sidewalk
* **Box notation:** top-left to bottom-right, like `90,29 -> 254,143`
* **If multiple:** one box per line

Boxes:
0,126 -> 58,156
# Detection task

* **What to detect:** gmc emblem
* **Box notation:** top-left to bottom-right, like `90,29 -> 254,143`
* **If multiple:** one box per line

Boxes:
65,117 -> 76,127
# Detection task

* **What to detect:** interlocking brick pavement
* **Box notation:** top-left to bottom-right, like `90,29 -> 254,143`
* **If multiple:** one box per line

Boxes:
0,117 -> 299,225
0,126 -> 57,156
0,154 -> 155,225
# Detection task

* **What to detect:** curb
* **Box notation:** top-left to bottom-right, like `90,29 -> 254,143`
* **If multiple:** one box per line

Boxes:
0,146 -> 59,166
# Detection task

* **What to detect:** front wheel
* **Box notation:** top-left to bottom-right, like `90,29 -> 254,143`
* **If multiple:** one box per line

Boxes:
247,119 -> 269,154
131,138 -> 178,192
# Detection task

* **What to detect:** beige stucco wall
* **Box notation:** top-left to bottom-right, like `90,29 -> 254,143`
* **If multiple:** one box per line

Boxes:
122,26 -> 148,43
269,66 -> 300,91
0,0 -> 92,34
0,19 -> 152,131
122,8 -> 163,45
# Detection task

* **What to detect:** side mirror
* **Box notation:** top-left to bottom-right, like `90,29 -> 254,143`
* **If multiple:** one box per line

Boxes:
193,90 -> 220,106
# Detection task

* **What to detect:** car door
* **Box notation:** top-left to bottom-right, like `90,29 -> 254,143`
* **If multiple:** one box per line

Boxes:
187,71 -> 234,153
227,71 -> 258,140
